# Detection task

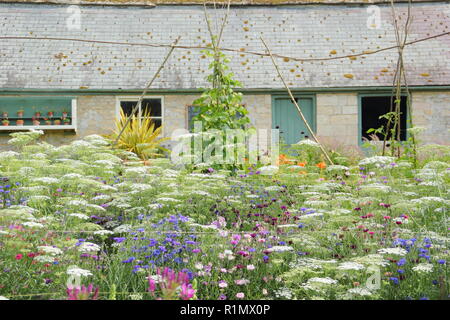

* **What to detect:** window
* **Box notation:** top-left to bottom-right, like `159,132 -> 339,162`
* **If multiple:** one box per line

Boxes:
117,97 -> 162,129
0,96 -> 76,131
361,95 -> 407,142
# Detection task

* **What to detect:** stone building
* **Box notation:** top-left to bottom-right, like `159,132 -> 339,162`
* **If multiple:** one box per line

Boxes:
0,0 -> 448,149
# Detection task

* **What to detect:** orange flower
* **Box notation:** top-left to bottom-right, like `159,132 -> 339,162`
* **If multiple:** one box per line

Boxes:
297,162 -> 306,167
299,170 -> 307,175
316,162 -> 327,170
278,154 -> 291,165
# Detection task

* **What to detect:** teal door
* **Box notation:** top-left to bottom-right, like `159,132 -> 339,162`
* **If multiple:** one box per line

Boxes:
272,96 -> 315,145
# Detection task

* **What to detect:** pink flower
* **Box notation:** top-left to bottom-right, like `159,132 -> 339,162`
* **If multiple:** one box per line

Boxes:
148,278 -> 156,293
15,254 -> 23,260
246,264 -> 255,271
236,292 -> 245,299
180,283 -> 196,300
234,279 -> 250,285
218,281 -> 228,288
67,284 -> 99,300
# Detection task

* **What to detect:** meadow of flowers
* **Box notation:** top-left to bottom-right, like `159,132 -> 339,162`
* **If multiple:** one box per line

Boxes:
0,130 -> 448,300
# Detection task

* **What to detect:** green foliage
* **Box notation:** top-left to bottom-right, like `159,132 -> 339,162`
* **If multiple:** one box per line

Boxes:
110,109 -> 169,161
192,48 -> 251,131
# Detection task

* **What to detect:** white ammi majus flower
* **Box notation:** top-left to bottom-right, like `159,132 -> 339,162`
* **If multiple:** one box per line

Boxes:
78,242 -> 101,253
68,213 -> 90,220
377,247 -> 408,256
412,263 -> 434,273
37,246 -> 63,256
307,277 -> 338,285
266,246 -> 294,253
337,262 -> 365,271
67,266 -> 93,277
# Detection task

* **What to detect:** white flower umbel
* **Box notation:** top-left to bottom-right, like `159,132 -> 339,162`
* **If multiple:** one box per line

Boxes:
347,287 -> 373,296
359,156 -> 396,167
307,277 -> 338,285
258,165 -> 279,175
78,242 -> 101,253
37,246 -> 63,256
412,263 -> 434,273
33,177 -> 60,184
67,266 -> 93,277
377,247 -> 408,256
22,222 -> 44,229
93,230 -> 114,236
266,246 -> 294,253
295,139 -> 320,148
337,262 -> 365,271
68,213 -> 90,220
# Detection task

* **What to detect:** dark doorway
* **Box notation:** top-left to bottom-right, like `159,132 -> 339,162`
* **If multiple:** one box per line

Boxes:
361,96 -> 407,142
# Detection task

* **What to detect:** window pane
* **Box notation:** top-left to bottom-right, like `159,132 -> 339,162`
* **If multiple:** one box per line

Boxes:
361,96 -> 407,141
188,105 -> 201,131
152,118 -> 162,129
120,101 -> 138,117
141,99 -> 162,117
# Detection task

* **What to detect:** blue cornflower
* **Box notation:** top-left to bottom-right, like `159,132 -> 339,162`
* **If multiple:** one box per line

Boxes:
397,258 -> 406,266
389,277 -> 399,285
122,257 -> 135,263
437,259 -> 446,265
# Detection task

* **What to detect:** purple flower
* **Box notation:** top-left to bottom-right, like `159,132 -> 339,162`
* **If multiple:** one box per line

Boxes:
389,277 -> 399,285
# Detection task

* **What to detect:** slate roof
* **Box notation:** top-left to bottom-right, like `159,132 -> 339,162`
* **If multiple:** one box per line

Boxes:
0,2 -> 449,90
0,1 -> 439,6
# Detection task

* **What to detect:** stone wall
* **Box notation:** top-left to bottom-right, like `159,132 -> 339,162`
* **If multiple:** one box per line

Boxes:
316,93 -> 359,146
0,91 -> 448,150
411,91 -> 450,145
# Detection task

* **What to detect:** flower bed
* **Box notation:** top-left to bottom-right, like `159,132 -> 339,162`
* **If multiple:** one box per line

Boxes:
0,132 -> 448,300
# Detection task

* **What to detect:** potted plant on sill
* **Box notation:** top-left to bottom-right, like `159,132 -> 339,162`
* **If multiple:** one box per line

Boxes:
34,111 -> 41,118
62,111 -> 69,118
2,119 -> 10,126
63,118 -> 71,125
53,118 -> 62,125
44,118 -> 52,125
1,111 -> 8,118
47,111 -> 54,117
32,117 -> 40,126
17,110 -> 24,117
16,119 -> 24,126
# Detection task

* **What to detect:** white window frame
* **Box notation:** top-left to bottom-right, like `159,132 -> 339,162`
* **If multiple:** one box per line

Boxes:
115,96 -> 164,134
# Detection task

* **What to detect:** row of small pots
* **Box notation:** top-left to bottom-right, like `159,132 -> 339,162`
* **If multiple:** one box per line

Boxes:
2,119 -> 71,126
1,111 -> 69,118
